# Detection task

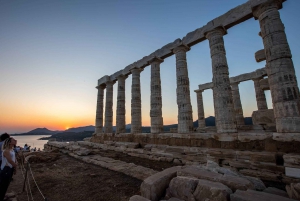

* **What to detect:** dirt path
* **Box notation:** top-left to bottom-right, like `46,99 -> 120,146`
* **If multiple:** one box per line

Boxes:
7,152 -> 142,201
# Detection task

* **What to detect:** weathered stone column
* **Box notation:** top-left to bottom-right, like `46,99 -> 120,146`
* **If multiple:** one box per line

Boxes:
253,1 -> 300,132
195,90 -> 206,130
104,80 -> 115,133
253,77 -> 268,110
172,45 -> 194,133
231,82 -> 245,126
95,85 -> 105,134
149,57 -> 164,134
131,68 -> 143,134
116,75 -> 128,134
205,27 -> 237,133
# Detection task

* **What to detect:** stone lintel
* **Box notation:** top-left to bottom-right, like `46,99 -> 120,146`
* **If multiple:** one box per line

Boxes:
273,133 -> 300,142
259,78 -> 269,90
153,38 -> 181,59
255,49 -> 266,62
198,82 -> 214,91
109,70 -> 123,82
183,1 -> 252,46
97,75 -> 110,86
197,67 -> 267,91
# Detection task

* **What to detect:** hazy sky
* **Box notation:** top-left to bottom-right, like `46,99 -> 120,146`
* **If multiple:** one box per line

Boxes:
0,0 -> 299,133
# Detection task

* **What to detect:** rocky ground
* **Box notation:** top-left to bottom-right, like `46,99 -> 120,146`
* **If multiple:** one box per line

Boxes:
6,150 -> 176,201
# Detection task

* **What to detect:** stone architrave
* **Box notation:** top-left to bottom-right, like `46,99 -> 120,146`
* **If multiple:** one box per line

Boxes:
205,27 -> 237,133
196,90 -> 206,130
95,85 -> 105,134
116,75 -> 128,134
253,77 -> 268,110
172,45 -> 194,133
131,68 -> 143,134
231,82 -> 245,126
104,80 -> 115,133
149,57 -> 164,134
253,0 -> 300,133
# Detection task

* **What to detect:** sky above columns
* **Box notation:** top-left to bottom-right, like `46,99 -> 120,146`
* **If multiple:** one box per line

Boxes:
0,0 -> 299,133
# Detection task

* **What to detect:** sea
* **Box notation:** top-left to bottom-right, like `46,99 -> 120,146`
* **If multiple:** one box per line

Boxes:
12,135 -> 50,150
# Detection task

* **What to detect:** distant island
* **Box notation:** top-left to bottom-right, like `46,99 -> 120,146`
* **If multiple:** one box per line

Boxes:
10,116 -> 253,141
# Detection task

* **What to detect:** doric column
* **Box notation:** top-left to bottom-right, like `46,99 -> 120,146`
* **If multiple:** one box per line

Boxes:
172,45 -> 194,133
205,27 -> 237,133
131,68 -> 143,134
149,57 -> 164,134
253,1 -> 300,132
95,85 -> 105,134
116,75 -> 128,134
231,82 -> 245,126
104,80 -> 115,133
253,77 -> 268,110
196,90 -> 206,129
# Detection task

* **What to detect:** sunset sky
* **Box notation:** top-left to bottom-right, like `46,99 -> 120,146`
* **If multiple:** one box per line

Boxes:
1,0 -> 299,134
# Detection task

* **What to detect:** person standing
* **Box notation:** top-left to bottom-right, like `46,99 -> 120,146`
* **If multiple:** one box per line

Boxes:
0,137 -> 17,201
0,133 -> 10,169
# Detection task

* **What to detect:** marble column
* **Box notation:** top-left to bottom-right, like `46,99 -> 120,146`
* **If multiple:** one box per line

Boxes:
95,85 -> 105,134
116,75 -> 128,134
231,82 -> 245,126
253,77 -> 268,110
131,68 -> 143,134
172,45 -> 194,133
104,80 -> 115,133
205,27 -> 237,133
149,57 -> 164,134
196,90 -> 206,129
253,1 -> 300,132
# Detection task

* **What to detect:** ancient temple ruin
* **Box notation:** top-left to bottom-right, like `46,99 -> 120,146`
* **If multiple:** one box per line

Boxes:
93,0 -> 299,140
46,0 -> 300,200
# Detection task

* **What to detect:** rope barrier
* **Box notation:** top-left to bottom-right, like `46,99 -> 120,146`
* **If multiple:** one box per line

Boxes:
20,152 -> 48,201
28,163 -> 46,200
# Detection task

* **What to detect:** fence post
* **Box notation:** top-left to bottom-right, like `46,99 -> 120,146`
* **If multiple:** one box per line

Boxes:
22,162 -> 30,192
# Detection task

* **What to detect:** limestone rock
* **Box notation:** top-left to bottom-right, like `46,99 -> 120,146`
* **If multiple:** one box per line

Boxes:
286,183 -> 300,200
244,176 -> 266,191
219,174 -> 254,192
193,179 -> 232,201
230,189 -> 296,201
166,176 -> 199,200
141,166 -> 182,201
252,109 -> 275,126
75,148 -> 91,156
129,195 -> 151,201
263,187 -> 288,198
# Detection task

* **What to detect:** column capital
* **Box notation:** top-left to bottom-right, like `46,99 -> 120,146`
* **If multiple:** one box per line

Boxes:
252,76 -> 263,82
130,67 -> 143,74
251,0 -> 284,19
204,26 -> 227,39
231,82 -> 240,90
172,44 -> 190,54
96,84 -> 106,90
148,57 -> 163,64
105,80 -> 116,86
194,89 -> 204,93
117,74 -> 128,80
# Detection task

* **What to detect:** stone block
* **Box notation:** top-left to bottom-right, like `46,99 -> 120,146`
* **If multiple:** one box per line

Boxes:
284,154 -> 300,168
140,166 -> 182,201
252,109 -> 275,126
193,179 -> 232,201
97,75 -> 110,86
259,78 -> 269,90
230,189 -> 295,201
263,187 -> 288,198
129,195 -> 151,201
166,176 -> 199,200
178,166 -> 254,191
255,49 -> 266,62
286,167 -> 300,179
